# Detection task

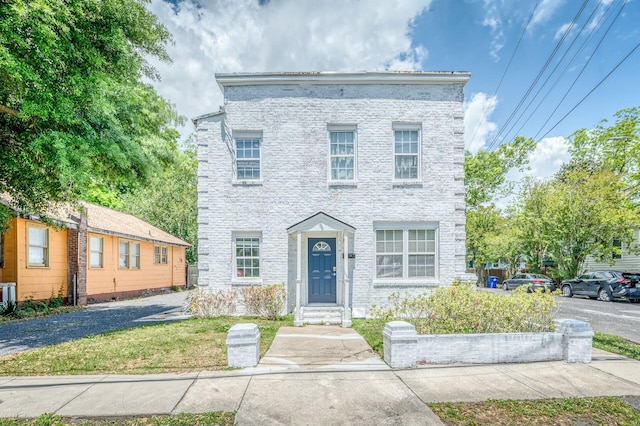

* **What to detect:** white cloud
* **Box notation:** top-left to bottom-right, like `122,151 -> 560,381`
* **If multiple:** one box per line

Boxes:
530,0 -> 565,30
482,0 -> 505,61
146,0 -> 432,139
464,92 -> 498,153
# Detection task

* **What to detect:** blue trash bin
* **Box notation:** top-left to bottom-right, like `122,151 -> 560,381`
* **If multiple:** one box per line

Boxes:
487,276 -> 498,288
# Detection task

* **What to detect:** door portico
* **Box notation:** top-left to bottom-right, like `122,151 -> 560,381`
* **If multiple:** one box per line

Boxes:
287,212 -> 355,327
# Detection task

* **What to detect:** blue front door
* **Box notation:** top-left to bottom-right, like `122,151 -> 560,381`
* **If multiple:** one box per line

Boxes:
308,238 -> 337,303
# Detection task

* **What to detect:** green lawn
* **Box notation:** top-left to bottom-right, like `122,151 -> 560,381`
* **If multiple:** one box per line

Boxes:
0,316 -> 291,376
0,412 -> 234,425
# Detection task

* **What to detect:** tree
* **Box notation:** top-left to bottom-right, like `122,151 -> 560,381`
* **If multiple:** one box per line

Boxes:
570,107 -> 640,200
465,137 -> 535,283
0,0 -> 180,228
120,141 -> 198,263
540,165 -> 637,279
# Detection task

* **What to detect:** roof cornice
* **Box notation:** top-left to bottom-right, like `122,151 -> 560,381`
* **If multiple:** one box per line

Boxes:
215,71 -> 471,86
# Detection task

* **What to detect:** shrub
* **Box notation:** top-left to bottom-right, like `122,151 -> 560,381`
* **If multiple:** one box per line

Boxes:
240,284 -> 287,320
371,281 -> 559,334
0,300 -> 17,316
186,289 -> 238,317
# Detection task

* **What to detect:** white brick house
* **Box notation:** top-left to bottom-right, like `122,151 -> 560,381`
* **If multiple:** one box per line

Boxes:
194,71 -> 471,326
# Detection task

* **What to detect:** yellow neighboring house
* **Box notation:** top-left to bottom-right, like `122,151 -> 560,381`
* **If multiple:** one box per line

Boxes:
0,201 -> 189,305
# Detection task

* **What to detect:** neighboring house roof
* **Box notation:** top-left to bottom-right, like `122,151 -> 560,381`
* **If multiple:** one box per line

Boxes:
71,202 -> 190,247
1,197 -> 189,247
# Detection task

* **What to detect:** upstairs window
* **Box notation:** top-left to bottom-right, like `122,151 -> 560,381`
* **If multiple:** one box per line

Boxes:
329,126 -> 356,182
27,226 -> 48,267
235,133 -> 261,180
393,125 -> 421,181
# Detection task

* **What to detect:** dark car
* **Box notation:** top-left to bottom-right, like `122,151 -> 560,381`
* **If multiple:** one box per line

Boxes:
560,270 -> 640,302
501,273 -> 556,292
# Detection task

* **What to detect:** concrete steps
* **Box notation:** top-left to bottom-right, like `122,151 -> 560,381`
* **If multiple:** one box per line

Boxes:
300,306 -> 343,325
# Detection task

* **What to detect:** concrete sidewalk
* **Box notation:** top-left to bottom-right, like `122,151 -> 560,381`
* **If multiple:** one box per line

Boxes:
2,326 -> 640,425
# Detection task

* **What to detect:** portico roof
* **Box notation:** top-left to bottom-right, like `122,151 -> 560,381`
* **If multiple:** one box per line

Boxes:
287,212 -> 355,234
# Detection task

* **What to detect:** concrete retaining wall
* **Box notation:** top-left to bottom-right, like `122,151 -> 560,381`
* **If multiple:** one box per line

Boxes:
383,319 -> 593,368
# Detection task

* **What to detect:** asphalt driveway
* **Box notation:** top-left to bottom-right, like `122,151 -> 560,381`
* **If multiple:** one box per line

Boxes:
0,291 -> 191,356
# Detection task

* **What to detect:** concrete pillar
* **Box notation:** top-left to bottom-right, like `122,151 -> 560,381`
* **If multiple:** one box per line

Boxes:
383,321 -> 418,368
226,323 -> 261,368
555,319 -> 593,363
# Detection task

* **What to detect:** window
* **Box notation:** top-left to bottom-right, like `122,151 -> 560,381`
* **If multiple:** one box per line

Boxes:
613,238 -> 622,260
375,225 -> 436,280
89,236 -> 103,268
0,233 -> 4,268
119,240 -> 140,269
235,133 -> 261,180
27,226 -> 48,267
154,245 -> 168,264
234,235 -> 260,278
329,126 -> 356,181
393,125 -> 420,180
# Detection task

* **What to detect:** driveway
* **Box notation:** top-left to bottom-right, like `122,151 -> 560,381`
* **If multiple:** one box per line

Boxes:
0,291 -> 191,356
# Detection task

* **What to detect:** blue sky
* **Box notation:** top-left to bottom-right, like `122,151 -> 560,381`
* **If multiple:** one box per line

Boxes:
148,0 -> 639,179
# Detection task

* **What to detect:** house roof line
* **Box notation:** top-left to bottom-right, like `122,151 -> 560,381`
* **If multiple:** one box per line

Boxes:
215,71 -> 471,86
192,107 -> 225,124
86,227 -> 191,247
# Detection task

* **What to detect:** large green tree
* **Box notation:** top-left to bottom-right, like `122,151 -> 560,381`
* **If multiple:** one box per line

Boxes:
0,0 -> 180,228
120,141 -> 198,263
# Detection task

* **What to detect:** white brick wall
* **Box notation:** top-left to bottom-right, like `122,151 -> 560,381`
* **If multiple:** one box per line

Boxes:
196,73 -> 471,316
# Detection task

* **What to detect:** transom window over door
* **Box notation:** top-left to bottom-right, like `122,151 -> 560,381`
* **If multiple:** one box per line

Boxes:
393,124 -> 421,180
329,126 -> 356,182
234,131 -> 262,181
375,224 -> 437,280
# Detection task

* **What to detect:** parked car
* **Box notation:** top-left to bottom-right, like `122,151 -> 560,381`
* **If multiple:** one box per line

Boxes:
560,270 -> 640,302
501,273 -> 556,292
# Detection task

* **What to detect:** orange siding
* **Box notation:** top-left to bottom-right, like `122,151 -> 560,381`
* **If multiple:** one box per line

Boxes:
0,218 -> 18,283
86,234 -> 186,298
15,219 -> 68,301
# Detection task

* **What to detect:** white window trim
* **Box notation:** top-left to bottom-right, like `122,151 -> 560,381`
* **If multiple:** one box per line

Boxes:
232,231 -> 263,285
27,225 -> 49,268
392,123 -> 422,183
154,245 -> 168,265
89,235 -> 104,269
233,131 -> 263,184
327,124 -> 357,184
373,222 -> 438,285
119,240 -> 141,270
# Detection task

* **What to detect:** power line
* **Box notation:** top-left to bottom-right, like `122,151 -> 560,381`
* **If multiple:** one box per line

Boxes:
486,0 -> 591,151
538,39 -> 640,141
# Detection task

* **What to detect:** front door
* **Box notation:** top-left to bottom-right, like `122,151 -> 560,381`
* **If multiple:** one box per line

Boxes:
308,238 -> 337,303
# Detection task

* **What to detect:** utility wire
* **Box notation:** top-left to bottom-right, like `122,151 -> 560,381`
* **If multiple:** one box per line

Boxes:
534,0 -> 626,140
502,0 -> 609,143
467,0 -> 540,149
486,0 -> 591,151
538,39 -> 640,140
510,0 -> 613,140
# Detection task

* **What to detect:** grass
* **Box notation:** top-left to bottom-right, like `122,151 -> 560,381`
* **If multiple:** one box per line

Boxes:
352,318 -> 385,356
0,305 -> 83,324
593,332 -> 640,361
0,316 -> 291,375
0,412 -> 234,425
429,396 -> 640,425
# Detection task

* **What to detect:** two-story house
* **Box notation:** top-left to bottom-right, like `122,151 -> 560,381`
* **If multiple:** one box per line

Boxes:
194,71 -> 471,326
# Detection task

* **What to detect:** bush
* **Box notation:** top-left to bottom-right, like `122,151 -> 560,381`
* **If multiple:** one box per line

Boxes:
371,281 -> 559,334
0,300 -> 17,316
240,284 -> 287,320
185,289 -> 238,317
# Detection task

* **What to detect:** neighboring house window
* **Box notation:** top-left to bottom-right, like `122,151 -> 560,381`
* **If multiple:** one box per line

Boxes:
375,224 -> 437,280
89,236 -> 103,268
393,125 -> 421,180
613,238 -> 622,260
154,245 -> 168,264
119,240 -> 140,269
27,226 -> 48,267
0,233 -> 4,268
235,132 -> 261,180
234,235 -> 260,278
329,126 -> 356,181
